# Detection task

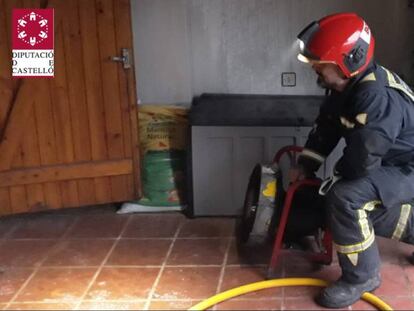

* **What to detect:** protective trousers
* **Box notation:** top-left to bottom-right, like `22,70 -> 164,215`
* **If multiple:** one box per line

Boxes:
326,166 -> 414,283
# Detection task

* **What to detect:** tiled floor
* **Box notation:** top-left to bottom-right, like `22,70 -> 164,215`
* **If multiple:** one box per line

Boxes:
1,206 -> 414,310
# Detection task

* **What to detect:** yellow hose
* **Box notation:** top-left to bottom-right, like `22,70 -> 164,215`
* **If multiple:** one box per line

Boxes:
188,277 -> 393,311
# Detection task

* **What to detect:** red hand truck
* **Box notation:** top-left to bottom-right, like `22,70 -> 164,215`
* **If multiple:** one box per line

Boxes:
267,145 -> 333,278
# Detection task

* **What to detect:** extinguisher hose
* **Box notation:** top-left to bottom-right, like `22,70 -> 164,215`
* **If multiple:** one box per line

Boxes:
188,277 -> 392,311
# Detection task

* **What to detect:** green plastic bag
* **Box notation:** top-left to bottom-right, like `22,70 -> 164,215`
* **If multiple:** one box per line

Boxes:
139,151 -> 186,206
134,105 -> 188,208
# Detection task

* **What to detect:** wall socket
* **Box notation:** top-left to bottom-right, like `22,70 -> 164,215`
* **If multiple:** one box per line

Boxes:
281,72 -> 296,87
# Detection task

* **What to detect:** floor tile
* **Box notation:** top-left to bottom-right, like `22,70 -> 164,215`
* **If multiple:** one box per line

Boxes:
107,239 -> 172,266
298,263 -> 341,283
167,238 -> 228,265
78,301 -> 146,310
284,263 -> 341,298
153,267 -> 221,300
122,213 -> 183,238
0,268 -> 33,303
65,215 -> 128,238
376,236 -> 413,265
85,267 -> 159,300
148,300 -> 196,310
374,264 -> 411,297
179,218 -> 235,238
351,296 -> 414,310
363,296 -> 414,310
106,239 -> 171,266
226,239 -> 272,266
376,237 -> 400,264
10,216 -> 74,239
220,267 -> 282,298
0,240 -> 57,267
351,296 -> 391,310
52,205 -> 118,216
42,239 -> 114,266
216,298 -> 282,310
14,268 -> 96,302
397,242 -> 414,266
4,212 -> 414,309
5,303 -> 75,310
402,264 -> 414,293
0,217 -> 20,238
283,296 -> 349,310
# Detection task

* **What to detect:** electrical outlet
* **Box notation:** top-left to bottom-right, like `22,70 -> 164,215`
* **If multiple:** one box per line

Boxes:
281,72 -> 296,87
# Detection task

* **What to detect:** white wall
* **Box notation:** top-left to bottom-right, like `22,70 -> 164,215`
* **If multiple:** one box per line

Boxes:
131,0 -> 414,105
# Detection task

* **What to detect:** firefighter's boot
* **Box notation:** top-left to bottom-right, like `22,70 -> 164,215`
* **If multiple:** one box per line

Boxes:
315,274 -> 381,308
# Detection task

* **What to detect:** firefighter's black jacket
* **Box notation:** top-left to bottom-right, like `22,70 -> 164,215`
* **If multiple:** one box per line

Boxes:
299,62 -> 414,180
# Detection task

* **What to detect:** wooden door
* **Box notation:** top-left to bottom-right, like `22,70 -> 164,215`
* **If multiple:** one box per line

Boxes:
0,0 -> 140,215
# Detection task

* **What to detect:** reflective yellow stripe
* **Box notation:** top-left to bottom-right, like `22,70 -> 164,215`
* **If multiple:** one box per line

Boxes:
335,200 -> 381,254
389,83 -> 414,101
357,201 -> 380,240
362,200 -> 381,212
383,67 -> 397,84
360,67 -> 414,101
347,253 -> 359,266
300,149 -> 325,163
392,204 -> 412,240
355,113 -> 368,125
358,209 -> 371,240
360,72 -> 376,82
340,116 -> 355,129
334,230 -> 375,254
382,66 -> 414,101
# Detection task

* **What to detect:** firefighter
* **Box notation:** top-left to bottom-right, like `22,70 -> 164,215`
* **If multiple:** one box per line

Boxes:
294,12 -> 414,308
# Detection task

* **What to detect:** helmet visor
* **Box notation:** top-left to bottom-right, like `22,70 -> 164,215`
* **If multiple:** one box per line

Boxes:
297,53 -> 336,65
297,21 -> 320,60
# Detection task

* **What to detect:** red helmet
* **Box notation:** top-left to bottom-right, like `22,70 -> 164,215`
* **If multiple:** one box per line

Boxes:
297,13 -> 375,78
